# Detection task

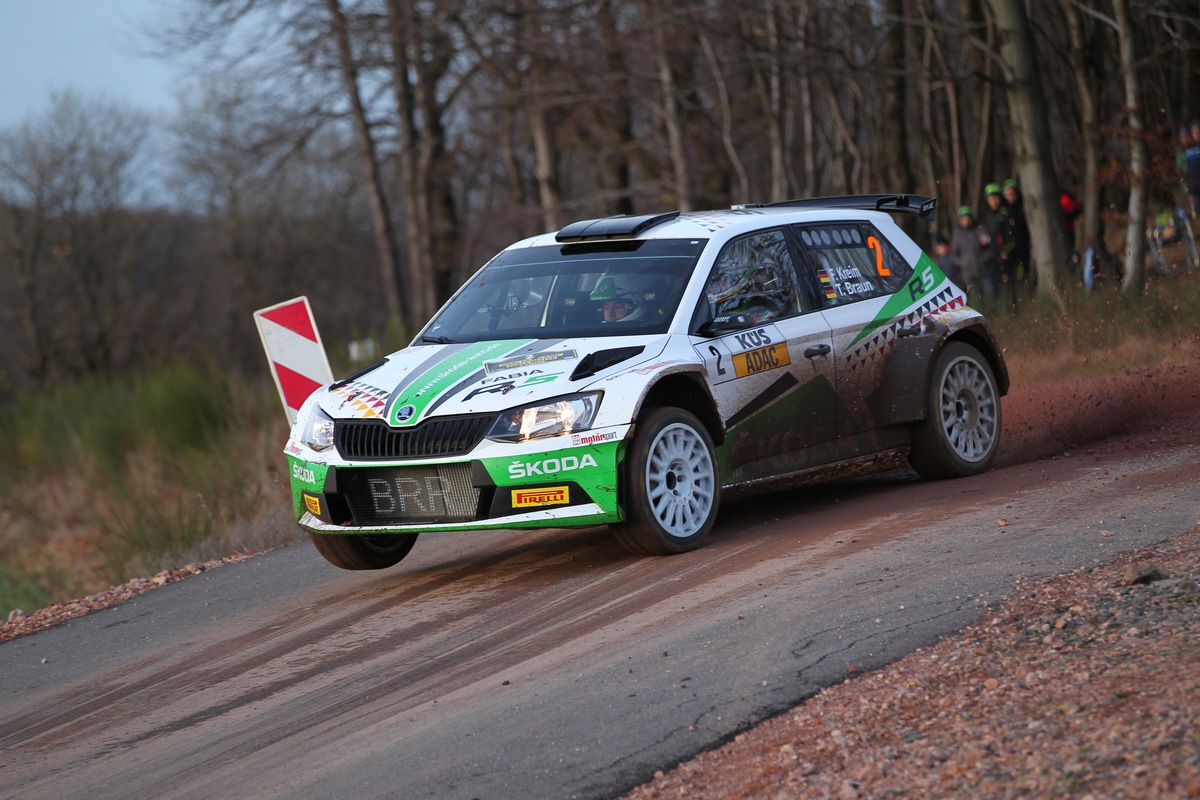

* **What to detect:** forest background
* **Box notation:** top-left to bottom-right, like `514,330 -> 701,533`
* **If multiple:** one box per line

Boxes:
1,0 -> 1199,615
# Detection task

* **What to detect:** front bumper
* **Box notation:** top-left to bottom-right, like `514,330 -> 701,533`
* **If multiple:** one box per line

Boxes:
287,429 -> 628,534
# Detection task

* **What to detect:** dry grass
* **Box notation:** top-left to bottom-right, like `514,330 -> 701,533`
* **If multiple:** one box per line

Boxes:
0,362 -> 298,616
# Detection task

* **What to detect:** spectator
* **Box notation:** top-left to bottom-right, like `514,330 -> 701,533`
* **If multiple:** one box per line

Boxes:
1060,189 -> 1083,253
983,184 -> 1017,314
1002,179 -> 1032,294
1176,126 -> 1192,189
950,205 -> 997,305
1083,216 -> 1120,292
1187,120 -> 1200,218
933,233 -> 961,286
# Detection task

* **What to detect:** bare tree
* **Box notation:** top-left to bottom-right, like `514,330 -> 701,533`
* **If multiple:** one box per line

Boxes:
1055,0 -> 1101,259
0,90 -> 153,384
325,0 -> 406,330
987,0 -> 1069,300
1113,0 -> 1148,291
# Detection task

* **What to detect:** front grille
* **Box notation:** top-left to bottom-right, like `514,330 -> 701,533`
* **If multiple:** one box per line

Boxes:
335,415 -> 493,460
339,464 -> 481,524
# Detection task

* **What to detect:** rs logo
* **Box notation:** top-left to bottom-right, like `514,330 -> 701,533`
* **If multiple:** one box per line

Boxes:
908,265 -> 936,300
734,328 -> 772,350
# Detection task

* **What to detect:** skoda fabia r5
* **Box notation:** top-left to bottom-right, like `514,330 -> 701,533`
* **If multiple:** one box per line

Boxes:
286,195 -> 1008,569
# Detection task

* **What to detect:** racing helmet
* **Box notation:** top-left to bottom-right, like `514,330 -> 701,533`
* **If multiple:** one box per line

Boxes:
590,276 -> 636,317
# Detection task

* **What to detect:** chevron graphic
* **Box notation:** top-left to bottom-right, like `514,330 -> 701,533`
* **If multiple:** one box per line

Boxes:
254,297 -> 334,424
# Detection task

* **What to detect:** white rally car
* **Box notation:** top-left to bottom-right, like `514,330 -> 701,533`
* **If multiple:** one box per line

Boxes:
287,195 -> 1008,569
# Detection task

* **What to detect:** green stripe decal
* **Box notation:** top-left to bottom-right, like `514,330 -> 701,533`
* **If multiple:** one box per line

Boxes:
388,339 -> 534,426
848,253 -> 946,348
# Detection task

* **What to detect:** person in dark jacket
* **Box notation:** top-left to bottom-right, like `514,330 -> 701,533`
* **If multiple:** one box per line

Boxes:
933,233 -> 961,286
950,205 -> 997,305
1002,179 -> 1032,294
1187,120 -> 1200,218
982,184 -> 1015,313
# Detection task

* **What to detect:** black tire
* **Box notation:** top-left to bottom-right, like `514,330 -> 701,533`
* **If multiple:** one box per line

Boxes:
308,531 -> 418,570
612,407 -> 720,555
909,342 -> 1002,479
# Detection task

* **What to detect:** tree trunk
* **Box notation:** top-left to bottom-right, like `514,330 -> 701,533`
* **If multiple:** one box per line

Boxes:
987,0 -> 1069,302
326,0 -> 405,331
1113,0 -> 1147,292
5,204 -> 51,386
530,106 -> 562,232
917,0 -> 964,226
700,29 -> 751,202
1057,0 -> 1099,260
961,0 -> 994,200
763,0 -> 788,202
882,0 -> 915,193
385,0 -> 432,324
796,4 -> 815,196
655,32 -> 692,210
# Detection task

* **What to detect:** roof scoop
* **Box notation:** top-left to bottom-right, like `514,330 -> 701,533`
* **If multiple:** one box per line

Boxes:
555,212 -> 680,242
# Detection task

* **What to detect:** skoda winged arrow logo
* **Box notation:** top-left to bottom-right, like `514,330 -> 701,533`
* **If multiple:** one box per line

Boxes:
396,404 -> 416,422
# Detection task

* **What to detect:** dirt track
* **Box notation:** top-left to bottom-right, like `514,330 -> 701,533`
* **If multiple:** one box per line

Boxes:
2,360 -> 1200,800
625,360 -> 1200,799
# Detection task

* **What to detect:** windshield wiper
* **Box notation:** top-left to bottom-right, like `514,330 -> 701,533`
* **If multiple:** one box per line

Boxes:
420,334 -> 456,344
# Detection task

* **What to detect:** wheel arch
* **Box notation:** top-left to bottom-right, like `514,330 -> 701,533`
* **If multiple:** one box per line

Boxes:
637,372 -> 725,446
945,324 -> 1010,396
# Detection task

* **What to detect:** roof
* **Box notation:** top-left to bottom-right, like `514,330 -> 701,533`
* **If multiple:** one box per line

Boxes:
548,194 -> 936,245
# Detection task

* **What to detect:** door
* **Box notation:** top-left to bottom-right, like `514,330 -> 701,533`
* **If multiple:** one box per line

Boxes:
691,229 -> 840,484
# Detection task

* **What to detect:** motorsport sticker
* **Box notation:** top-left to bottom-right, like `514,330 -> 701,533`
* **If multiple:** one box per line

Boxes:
732,343 -> 791,377
512,486 -> 570,508
572,431 -> 619,446
484,350 -> 576,374
303,493 -> 323,516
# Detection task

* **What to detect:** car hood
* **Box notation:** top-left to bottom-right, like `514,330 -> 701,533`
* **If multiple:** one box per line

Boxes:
316,336 -> 670,427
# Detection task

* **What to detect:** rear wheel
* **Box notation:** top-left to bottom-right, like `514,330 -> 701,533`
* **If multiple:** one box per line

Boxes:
308,532 -> 418,570
612,407 -> 720,555
910,342 -> 1001,479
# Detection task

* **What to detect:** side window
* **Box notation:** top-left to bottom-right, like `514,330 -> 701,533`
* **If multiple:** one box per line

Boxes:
703,230 -> 803,326
794,223 -> 913,308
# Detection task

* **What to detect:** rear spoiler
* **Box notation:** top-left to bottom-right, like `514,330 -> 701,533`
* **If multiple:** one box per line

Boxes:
747,194 -> 937,223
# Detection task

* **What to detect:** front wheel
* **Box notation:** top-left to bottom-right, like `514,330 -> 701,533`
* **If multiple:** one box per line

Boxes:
612,407 -> 720,555
308,531 -> 418,570
909,342 -> 1001,479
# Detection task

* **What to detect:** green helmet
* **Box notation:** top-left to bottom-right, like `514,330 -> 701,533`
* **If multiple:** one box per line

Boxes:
958,204 -> 973,217
985,182 -> 1001,196
590,276 -> 623,302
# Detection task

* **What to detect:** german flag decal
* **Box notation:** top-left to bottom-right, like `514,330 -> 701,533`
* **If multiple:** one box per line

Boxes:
818,269 -> 837,301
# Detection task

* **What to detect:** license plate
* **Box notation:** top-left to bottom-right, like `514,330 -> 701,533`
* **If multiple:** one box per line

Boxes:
339,464 -> 479,524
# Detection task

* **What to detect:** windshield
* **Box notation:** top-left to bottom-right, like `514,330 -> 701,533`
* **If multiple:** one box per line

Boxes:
422,239 -> 705,343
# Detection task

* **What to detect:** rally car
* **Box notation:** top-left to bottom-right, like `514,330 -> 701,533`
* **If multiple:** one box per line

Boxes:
287,194 -> 1008,569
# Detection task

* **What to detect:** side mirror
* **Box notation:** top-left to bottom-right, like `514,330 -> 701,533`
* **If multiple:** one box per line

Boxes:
696,313 -> 754,338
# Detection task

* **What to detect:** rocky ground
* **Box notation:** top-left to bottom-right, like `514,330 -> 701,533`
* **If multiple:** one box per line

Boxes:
1,555 -> 252,643
622,526 -> 1200,800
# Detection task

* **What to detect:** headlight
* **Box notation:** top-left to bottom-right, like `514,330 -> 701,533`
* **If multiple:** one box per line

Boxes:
487,392 -> 602,443
301,406 -> 336,452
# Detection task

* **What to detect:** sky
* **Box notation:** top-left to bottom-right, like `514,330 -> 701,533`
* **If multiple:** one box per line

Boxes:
0,0 -> 184,129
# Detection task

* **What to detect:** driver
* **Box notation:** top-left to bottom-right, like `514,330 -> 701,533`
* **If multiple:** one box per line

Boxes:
590,276 -> 636,322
